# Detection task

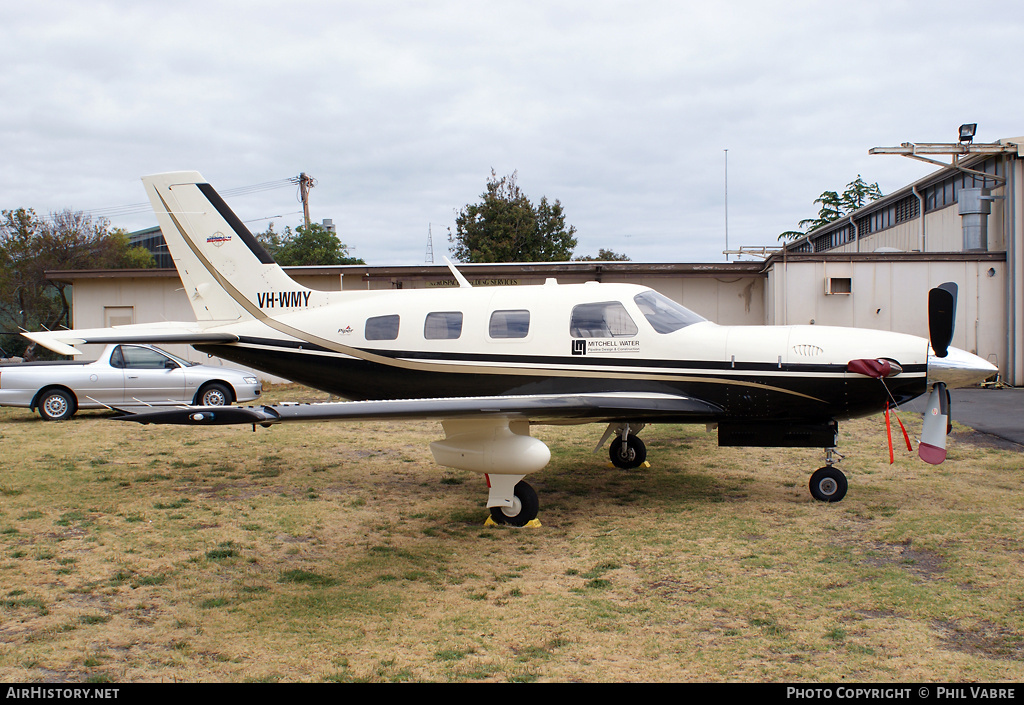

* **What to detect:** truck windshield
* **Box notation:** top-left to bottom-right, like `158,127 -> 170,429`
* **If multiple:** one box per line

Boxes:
633,291 -> 706,334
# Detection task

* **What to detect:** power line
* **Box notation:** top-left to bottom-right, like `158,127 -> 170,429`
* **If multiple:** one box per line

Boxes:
242,210 -> 304,225
39,176 -> 302,223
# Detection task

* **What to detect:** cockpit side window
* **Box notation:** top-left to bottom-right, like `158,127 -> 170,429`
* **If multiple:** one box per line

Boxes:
570,302 -> 638,338
633,291 -> 706,334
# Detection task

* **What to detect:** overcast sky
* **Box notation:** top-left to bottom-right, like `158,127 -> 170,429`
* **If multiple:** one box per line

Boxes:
3,1 -> 1023,265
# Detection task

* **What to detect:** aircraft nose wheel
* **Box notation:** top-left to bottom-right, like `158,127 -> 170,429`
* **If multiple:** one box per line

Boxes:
609,434 -> 647,469
488,481 -> 539,527
809,465 -> 848,503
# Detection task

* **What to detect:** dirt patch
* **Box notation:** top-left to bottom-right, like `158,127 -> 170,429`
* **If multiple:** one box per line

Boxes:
862,539 -> 946,580
935,619 -> 1024,660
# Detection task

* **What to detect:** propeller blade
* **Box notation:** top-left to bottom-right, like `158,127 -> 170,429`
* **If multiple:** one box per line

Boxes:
928,282 -> 958,358
946,384 -> 952,435
919,382 -> 949,465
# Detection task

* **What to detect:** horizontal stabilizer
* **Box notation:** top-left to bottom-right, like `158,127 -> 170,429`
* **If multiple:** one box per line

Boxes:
112,392 -> 723,426
24,323 -> 238,356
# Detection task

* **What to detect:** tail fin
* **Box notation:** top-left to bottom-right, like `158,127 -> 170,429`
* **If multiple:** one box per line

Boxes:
142,172 -> 313,323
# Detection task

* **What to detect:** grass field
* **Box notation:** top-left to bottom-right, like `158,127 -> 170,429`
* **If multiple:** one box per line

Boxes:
1,383 -> 1022,682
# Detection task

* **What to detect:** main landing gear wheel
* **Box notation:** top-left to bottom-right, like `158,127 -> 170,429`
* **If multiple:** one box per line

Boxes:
809,465 -> 848,503
488,481 -> 539,527
609,434 -> 647,469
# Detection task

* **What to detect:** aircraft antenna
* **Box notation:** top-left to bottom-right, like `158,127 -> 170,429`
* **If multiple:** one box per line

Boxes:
443,257 -> 472,288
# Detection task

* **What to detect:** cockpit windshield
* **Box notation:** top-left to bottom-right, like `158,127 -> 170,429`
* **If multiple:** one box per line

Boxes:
633,291 -> 706,334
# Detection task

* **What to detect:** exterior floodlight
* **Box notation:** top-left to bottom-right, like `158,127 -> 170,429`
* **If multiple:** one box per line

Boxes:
958,123 -> 977,144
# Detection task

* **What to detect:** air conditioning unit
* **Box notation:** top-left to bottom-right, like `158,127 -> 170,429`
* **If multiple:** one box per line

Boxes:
825,277 -> 852,295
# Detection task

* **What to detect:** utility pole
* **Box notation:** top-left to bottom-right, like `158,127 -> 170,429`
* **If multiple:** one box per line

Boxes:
296,173 -> 316,228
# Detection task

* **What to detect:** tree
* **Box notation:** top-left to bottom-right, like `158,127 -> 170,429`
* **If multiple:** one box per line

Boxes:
450,170 -> 577,263
574,248 -> 631,261
255,222 -> 364,266
0,208 -> 155,359
840,175 -> 882,213
798,190 -> 842,232
779,175 -> 883,241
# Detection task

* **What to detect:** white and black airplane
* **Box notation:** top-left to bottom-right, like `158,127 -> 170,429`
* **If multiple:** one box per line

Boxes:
25,172 -> 997,526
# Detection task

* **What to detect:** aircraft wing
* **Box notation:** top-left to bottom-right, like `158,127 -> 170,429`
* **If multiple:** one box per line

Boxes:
112,391 -> 723,426
23,323 -> 238,356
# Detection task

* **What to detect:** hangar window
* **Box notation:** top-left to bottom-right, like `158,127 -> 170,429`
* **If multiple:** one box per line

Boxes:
424,311 -> 463,340
365,314 -> 400,340
633,291 -> 705,334
570,302 -> 638,338
489,310 -> 530,339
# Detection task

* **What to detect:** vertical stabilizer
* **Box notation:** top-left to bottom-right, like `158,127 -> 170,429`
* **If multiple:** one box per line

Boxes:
142,172 -> 315,323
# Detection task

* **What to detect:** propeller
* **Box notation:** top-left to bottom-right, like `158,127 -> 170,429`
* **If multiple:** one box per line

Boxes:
920,282 -> 958,464
919,381 -> 950,464
928,282 -> 957,359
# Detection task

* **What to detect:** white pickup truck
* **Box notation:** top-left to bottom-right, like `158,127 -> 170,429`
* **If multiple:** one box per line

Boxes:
0,344 -> 262,420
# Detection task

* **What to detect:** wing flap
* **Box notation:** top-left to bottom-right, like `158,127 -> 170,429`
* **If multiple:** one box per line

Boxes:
113,392 -> 722,426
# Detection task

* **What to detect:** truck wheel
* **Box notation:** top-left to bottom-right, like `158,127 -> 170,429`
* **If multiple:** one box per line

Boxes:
38,389 -> 76,421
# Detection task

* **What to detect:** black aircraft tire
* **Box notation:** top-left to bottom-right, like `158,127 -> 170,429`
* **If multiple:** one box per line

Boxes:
489,481 -> 539,527
609,435 -> 646,469
809,466 -> 848,503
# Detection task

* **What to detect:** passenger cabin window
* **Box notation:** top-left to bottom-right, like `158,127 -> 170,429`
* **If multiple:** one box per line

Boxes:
424,311 -> 464,340
365,314 -> 400,341
633,291 -> 706,334
488,310 -> 530,339
570,302 -> 638,338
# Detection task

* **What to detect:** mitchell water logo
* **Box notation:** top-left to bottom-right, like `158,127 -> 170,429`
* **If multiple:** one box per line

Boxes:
206,231 -> 231,246
571,338 -> 640,355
